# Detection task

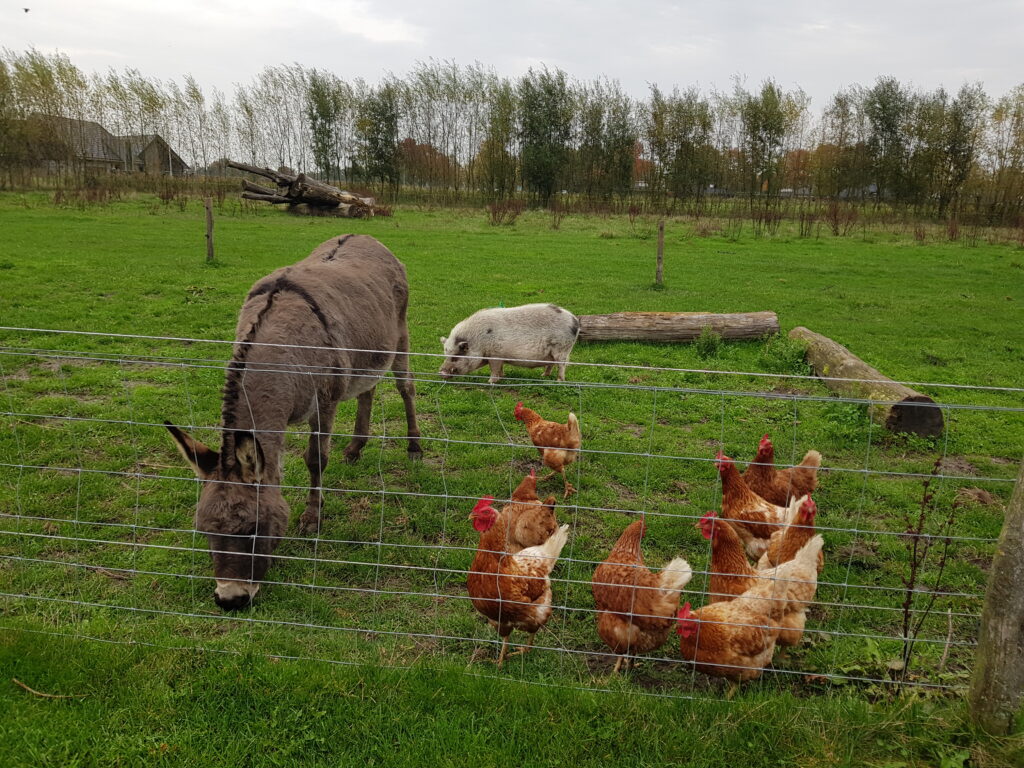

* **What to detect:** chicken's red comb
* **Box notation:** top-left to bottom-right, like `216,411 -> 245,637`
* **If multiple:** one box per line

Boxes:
529,468 -> 536,479
760,434 -> 772,445
472,495 -> 496,513
801,496 -> 817,518
675,603 -> 693,634
714,451 -> 732,466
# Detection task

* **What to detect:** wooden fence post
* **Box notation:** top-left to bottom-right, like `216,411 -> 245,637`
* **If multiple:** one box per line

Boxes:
969,457 -> 1024,735
204,197 -> 214,263
655,220 -> 665,285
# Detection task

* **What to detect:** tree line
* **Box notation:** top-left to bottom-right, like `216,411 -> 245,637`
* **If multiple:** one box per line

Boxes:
1,48 -> 1023,223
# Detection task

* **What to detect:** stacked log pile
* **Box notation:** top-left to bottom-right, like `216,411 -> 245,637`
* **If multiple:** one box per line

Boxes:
228,161 -> 376,217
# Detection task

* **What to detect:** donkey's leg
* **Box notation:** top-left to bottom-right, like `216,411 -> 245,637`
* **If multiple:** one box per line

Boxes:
391,335 -> 422,459
342,388 -> 375,463
298,405 -> 337,535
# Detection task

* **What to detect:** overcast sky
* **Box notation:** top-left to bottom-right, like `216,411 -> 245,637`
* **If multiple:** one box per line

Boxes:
5,0 -> 1023,107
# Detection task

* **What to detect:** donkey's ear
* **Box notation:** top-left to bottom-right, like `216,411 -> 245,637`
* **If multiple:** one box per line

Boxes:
165,421 -> 219,478
234,431 -> 265,484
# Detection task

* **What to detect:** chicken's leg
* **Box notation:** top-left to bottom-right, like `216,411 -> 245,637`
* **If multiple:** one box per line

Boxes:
495,637 -> 510,667
560,468 -> 576,498
612,656 -> 625,674
505,633 -> 535,659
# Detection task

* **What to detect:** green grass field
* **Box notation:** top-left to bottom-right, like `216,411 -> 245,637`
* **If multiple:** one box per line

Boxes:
1,194 -> 1022,766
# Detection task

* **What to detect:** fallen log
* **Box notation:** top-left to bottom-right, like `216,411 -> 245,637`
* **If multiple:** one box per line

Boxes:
226,160 -> 375,215
577,311 -> 779,342
789,326 -> 943,437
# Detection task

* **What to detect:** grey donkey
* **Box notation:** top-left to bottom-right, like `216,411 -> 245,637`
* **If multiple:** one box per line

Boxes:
165,235 -> 422,611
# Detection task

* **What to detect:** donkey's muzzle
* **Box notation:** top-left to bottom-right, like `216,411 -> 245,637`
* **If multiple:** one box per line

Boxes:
214,591 -> 253,612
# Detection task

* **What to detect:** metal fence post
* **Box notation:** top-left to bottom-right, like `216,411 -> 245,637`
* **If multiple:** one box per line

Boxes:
969,456 -> 1024,735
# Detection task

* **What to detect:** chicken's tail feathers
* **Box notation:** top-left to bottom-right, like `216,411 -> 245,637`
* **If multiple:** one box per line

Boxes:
539,524 -> 571,564
785,494 -> 810,525
566,412 -> 581,443
659,557 -> 693,594
800,449 -> 822,469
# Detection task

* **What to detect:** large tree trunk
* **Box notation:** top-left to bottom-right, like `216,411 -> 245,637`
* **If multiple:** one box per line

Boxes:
577,311 -> 779,342
789,326 -> 943,437
227,160 -> 374,216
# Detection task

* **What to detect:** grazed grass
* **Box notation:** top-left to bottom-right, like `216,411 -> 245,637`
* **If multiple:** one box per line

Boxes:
0,195 -> 1022,765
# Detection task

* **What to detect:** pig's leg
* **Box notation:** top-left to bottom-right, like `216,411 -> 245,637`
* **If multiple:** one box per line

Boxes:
488,359 -> 504,384
543,364 -> 553,376
557,359 -> 568,381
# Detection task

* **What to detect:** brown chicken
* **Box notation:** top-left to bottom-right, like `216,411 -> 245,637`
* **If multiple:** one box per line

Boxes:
743,434 -> 821,506
696,512 -> 759,603
514,401 -> 581,498
467,495 -> 570,666
500,469 -> 559,553
756,495 -> 824,574
592,519 -> 692,673
676,534 -> 824,692
717,451 -> 789,559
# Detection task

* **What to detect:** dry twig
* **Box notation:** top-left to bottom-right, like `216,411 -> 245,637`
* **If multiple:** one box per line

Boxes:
11,678 -> 87,699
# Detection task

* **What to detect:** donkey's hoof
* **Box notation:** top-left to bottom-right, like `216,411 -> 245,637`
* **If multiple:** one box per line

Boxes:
342,449 -> 363,464
298,513 -> 320,536
407,446 -> 424,461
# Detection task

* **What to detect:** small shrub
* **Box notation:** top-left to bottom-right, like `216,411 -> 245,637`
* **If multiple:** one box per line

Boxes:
825,201 -> 858,236
694,221 -> 722,238
694,326 -> 723,359
946,215 -> 960,242
487,199 -> 524,226
759,334 -> 810,375
549,203 -> 566,230
914,224 -> 927,243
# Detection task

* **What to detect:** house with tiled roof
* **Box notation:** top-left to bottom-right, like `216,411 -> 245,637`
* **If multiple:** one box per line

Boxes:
26,115 -> 189,175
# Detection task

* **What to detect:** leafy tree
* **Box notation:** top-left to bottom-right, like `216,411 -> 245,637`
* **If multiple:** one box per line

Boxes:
517,67 -> 572,206
864,76 -> 912,203
355,80 -> 401,195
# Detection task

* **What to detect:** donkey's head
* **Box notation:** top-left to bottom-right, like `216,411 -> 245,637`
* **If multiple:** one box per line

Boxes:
165,422 -> 289,611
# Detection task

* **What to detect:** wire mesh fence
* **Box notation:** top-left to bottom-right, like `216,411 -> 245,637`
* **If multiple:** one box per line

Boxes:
1,327 -> 1021,699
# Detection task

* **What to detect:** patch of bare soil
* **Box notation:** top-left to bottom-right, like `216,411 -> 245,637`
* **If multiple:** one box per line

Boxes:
609,481 -> 638,500
834,539 -> 879,566
938,456 -> 978,476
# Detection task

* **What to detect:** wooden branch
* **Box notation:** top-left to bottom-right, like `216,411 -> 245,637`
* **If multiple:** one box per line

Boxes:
241,180 -> 276,196
970,457 -> 1024,734
789,326 -> 943,437
225,160 -> 296,186
577,311 -> 780,342
241,192 -> 293,204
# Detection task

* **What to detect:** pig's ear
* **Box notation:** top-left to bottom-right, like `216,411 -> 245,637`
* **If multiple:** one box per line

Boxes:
439,336 -> 447,345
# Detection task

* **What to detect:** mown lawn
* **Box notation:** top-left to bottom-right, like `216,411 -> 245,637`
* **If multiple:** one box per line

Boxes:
0,193 -> 1022,766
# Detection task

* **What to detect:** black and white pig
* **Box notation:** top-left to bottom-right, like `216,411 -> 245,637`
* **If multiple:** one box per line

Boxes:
439,303 -> 580,384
